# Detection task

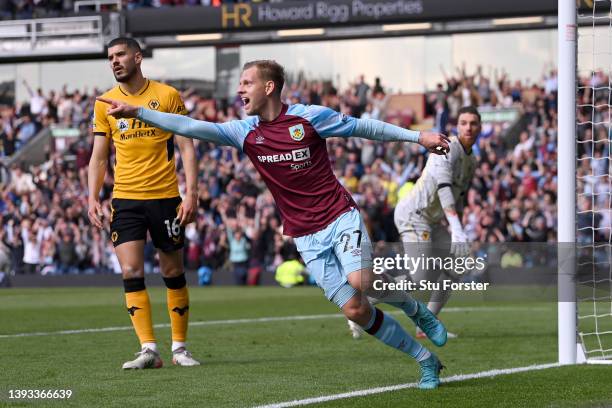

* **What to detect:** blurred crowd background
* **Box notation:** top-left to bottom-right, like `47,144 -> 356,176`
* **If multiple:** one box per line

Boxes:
0,63 -> 607,284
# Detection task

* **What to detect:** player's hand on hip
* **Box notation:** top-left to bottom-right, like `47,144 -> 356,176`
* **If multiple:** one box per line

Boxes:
177,193 -> 197,226
96,97 -> 139,118
87,199 -> 104,229
419,131 -> 450,155
450,229 -> 470,257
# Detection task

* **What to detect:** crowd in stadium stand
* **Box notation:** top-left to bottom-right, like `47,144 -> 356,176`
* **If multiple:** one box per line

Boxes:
576,70 -> 611,245
1,64 -> 605,281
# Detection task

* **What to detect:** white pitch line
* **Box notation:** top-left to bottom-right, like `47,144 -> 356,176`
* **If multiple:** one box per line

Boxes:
0,306 -> 549,339
253,362 -> 560,408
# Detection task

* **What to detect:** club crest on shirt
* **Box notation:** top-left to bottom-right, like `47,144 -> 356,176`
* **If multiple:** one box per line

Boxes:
117,118 -> 129,133
289,124 -> 305,141
148,99 -> 160,110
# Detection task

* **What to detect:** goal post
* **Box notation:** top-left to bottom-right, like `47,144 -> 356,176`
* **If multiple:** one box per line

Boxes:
558,0 -> 578,366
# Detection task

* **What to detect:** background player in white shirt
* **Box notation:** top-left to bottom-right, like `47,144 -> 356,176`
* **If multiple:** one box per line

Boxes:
348,106 -> 480,339
396,106 -> 480,337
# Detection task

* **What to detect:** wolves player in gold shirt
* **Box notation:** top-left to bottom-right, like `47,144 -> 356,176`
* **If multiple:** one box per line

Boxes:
88,37 -> 200,369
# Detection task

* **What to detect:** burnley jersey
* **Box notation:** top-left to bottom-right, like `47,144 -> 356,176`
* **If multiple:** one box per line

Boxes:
143,104 -> 359,237
138,103 -> 421,237
235,104 -> 359,236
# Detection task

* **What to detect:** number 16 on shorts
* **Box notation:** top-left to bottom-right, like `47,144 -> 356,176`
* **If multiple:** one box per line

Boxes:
164,218 -> 181,238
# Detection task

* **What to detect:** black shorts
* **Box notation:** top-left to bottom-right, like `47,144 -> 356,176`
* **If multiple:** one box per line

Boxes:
110,197 -> 185,252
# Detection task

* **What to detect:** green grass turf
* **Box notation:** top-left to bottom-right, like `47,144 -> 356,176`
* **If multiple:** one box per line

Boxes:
0,286 -> 611,407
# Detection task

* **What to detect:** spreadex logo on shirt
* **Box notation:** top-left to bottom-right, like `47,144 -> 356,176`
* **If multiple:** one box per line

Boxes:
257,147 -> 310,163
257,147 -> 314,171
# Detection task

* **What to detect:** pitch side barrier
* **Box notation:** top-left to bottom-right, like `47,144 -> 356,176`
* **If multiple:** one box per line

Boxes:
3,264 -> 559,289
5,243 -> 601,301
6,268 -> 275,288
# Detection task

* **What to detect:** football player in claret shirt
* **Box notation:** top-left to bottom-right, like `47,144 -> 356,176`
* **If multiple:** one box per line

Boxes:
88,37 -> 200,369
98,60 -> 450,388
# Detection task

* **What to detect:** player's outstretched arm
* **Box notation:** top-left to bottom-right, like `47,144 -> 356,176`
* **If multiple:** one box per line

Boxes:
301,104 -> 449,155
95,97 -> 243,148
353,118 -> 450,155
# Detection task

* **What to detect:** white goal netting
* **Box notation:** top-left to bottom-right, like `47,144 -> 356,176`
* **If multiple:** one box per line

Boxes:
576,0 -> 612,362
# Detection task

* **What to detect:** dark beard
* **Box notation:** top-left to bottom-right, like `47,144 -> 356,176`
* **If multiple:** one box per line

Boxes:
114,67 -> 136,83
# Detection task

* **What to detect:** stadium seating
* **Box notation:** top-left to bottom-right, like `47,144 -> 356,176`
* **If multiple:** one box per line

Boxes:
1,67 -> 590,279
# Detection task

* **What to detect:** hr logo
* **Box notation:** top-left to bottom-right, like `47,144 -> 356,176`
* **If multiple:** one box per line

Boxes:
221,4 -> 252,28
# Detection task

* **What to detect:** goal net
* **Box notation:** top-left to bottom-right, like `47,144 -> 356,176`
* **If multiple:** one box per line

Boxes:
576,0 -> 612,363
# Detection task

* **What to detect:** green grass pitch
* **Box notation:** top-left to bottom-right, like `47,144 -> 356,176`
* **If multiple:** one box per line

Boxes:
1,286 -> 611,407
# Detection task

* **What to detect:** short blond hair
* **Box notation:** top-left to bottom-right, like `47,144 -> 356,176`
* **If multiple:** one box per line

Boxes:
242,60 -> 285,95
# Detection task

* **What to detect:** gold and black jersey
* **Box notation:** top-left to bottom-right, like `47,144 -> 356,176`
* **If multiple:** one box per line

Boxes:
93,79 -> 188,200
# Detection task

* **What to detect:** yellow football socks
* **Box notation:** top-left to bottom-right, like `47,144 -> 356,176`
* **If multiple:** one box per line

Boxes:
124,278 -> 156,345
164,275 -> 189,344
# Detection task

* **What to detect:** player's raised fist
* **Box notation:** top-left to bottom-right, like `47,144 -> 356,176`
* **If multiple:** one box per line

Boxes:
418,131 -> 450,155
96,97 -> 139,118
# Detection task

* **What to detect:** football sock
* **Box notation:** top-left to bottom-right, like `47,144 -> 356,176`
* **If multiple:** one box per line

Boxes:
124,278 -> 156,345
385,295 -> 419,317
373,273 -> 419,316
427,297 -> 449,316
428,275 -> 454,315
141,342 -> 158,352
164,274 -> 190,345
361,306 -> 431,362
